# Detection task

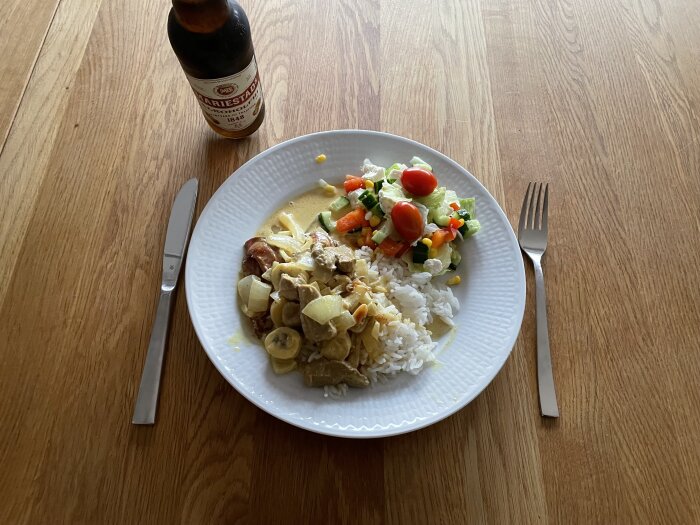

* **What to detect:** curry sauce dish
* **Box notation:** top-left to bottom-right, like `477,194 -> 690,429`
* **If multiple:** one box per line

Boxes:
237,157 -> 481,397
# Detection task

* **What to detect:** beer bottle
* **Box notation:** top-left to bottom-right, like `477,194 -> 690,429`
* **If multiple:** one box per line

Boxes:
168,0 -> 265,138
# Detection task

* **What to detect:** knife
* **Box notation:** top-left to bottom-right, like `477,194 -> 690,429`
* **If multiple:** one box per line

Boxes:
132,178 -> 198,425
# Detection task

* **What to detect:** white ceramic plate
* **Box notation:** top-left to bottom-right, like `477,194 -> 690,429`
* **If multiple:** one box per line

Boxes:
185,130 -> 525,438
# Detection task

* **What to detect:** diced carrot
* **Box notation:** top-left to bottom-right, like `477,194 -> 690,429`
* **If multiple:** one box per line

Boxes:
344,176 -> 364,193
336,208 -> 369,233
378,238 -> 408,257
357,228 -> 377,249
449,202 -> 460,211
448,217 -> 461,230
362,227 -> 374,246
431,228 -> 457,249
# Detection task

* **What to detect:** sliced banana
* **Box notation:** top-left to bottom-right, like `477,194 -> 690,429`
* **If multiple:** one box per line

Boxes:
271,357 -> 297,375
264,327 -> 302,359
281,301 -> 302,327
270,263 -> 308,289
270,298 -> 288,327
320,332 -> 352,361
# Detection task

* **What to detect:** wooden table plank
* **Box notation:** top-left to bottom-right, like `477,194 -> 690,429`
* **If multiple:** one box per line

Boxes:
483,0 -> 700,522
0,0 -> 699,523
0,0 -> 61,148
380,2 -> 548,523
0,0 -> 103,307
245,2 -> 386,523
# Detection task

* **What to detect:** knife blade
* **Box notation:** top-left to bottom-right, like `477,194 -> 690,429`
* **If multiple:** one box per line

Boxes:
133,178 -> 198,425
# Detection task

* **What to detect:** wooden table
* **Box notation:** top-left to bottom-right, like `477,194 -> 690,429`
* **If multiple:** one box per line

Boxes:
2,0 -> 699,523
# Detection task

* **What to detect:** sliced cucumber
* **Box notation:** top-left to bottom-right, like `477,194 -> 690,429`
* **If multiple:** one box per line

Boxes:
374,178 -> 396,194
371,220 -> 393,244
455,208 -> 471,221
329,196 -> 350,213
370,203 -> 384,217
434,215 -> 451,227
358,190 -> 379,210
318,211 -> 335,232
371,229 -> 388,244
455,209 -> 471,235
412,242 -> 429,264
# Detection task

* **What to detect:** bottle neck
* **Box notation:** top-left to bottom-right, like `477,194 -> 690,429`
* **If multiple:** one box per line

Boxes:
171,0 -> 230,33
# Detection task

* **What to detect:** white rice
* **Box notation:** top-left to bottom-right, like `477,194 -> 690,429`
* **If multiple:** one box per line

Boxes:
323,248 -> 459,397
359,248 -> 460,327
324,383 -> 349,399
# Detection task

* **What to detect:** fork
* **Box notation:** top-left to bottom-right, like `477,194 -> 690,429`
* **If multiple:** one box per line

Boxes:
518,182 -> 559,418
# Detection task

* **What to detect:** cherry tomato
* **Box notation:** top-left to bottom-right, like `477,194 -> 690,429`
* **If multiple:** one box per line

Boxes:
401,167 -> 438,196
391,201 -> 424,242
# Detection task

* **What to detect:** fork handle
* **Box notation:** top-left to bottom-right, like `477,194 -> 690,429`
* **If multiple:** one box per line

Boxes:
533,259 -> 559,417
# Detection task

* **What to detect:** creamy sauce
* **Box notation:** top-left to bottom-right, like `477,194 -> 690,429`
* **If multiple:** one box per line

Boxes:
227,330 -> 248,352
252,186 -> 459,356
426,318 -> 457,365
426,318 -> 454,340
257,186 -> 341,236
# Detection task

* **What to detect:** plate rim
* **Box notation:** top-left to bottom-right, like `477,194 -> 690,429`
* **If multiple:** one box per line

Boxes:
185,129 -> 526,438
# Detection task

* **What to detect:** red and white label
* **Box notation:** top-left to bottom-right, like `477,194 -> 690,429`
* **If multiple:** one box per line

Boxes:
185,57 -> 263,131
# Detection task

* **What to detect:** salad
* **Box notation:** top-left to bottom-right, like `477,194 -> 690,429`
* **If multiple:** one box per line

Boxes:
317,157 -> 481,275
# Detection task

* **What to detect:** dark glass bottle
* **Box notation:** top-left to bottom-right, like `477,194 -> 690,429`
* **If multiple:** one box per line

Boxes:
168,0 -> 265,138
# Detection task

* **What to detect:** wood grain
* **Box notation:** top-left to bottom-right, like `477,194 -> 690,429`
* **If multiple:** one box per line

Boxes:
0,0 -> 61,148
0,0 -> 699,523
0,0 -> 103,307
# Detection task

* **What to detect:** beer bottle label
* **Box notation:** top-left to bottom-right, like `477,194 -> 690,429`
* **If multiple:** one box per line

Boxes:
184,57 -> 263,132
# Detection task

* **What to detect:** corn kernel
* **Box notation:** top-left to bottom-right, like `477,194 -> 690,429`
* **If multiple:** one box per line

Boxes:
364,179 -> 374,189
447,275 -> 461,286
315,154 -> 327,164
369,215 -> 381,227
428,248 -> 438,258
421,238 -> 432,248
458,218 -> 465,227
323,185 -> 337,196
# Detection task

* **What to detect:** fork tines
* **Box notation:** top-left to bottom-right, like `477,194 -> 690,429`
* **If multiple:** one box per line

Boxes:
519,182 -> 549,232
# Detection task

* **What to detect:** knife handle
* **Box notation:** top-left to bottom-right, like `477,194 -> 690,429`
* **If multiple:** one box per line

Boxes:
132,290 -> 174,424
